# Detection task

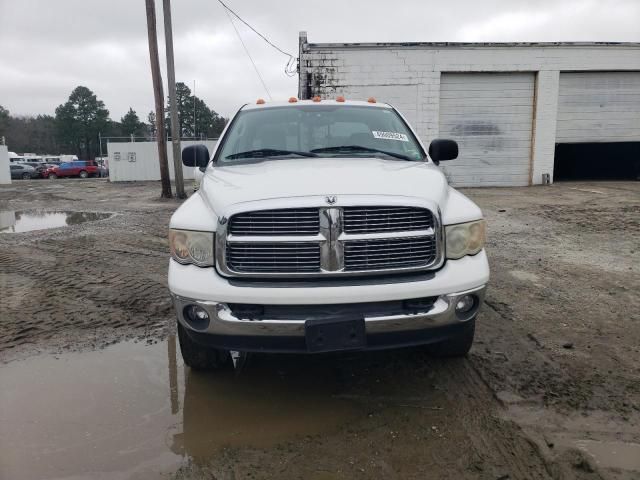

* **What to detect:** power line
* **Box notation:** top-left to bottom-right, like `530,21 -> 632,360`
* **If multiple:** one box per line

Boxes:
216,0 -> 297,76
217,0 -> 294,57
223,7 -> 273,100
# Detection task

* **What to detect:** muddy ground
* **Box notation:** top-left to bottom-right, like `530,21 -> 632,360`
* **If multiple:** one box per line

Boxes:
0,179 -> 639,480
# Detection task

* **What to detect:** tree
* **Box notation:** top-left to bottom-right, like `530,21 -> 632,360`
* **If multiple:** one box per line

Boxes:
54,86 -> 109,159
120,108 -> 145,137
166,82 -> 227,139
165,82 -> 191,137
0,105 -> 9,142
1,109 -> 59,154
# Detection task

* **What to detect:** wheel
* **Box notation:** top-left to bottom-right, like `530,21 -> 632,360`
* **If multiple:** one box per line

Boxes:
22,172 -> 31,179
177,322 -> 231,371
48,173 -> 57,179
79,170 -> 88,178
426,318 -> 476,357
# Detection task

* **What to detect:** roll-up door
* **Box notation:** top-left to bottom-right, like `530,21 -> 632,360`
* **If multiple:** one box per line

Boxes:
556,72 -> 640,143
439,73 -> 535,186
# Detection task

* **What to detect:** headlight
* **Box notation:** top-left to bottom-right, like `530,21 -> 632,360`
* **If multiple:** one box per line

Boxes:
169,229 -> 214,267
445,220 -> 486,260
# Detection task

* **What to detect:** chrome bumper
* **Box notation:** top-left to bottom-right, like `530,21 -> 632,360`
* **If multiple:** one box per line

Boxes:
172,285 -> 486,338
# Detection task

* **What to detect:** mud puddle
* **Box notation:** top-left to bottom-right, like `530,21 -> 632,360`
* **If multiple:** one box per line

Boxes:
0,210 -> 112,233
502,404 -> 640,477
0,339 -> 361,480
553,437 -> 640,471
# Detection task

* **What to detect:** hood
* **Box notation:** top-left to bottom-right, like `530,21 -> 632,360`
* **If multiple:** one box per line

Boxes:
199,158 -> 449,216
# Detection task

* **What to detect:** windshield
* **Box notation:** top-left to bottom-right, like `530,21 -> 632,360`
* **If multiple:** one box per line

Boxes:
216,105 -> 426,164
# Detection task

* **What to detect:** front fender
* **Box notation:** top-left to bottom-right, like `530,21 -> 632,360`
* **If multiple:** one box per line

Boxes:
441,187 -> 483,225
170,191 -> 218,232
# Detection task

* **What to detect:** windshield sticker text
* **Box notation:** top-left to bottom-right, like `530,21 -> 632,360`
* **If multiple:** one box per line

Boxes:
372,131 -> 409,142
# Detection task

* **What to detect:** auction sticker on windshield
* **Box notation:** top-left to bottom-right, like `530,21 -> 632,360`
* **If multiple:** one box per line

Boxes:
372,131 -> 409,141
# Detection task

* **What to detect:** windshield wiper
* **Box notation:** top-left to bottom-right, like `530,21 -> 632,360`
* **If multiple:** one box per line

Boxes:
226,148 -> 318,160
310,145 -> 413,161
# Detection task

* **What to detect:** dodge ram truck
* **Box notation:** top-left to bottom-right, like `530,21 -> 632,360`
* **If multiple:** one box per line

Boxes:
168,98 -> 489,370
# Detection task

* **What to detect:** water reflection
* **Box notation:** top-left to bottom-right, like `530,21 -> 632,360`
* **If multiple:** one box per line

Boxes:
170,352 -> 360,461
0,210 -> 112,233
0,338 -> 360,479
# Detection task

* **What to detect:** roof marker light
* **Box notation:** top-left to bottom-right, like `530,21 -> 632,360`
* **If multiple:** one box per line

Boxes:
367,97 -> 376,103
288,97 -> 298,103
256,98 -> 265,104
336,96 -> 345,102
312,96 -> 321,102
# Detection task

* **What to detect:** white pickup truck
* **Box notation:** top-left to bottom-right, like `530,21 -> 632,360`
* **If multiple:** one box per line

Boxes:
168,99 -> 489,370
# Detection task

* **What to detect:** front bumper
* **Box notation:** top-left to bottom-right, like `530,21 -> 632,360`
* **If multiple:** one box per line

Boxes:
169,251 -> 489,353
173,286 -> 485,352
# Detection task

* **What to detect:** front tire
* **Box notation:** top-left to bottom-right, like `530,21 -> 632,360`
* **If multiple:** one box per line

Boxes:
177,322 -> 231,371
426,318 -> 476,357
79,170 -> 88,178
22,172 -> 31,179
48,173 -> 57,179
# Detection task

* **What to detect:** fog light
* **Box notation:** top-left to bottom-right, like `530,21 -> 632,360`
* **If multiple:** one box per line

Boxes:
455,295 -> 475,313
184,304 -> 210,323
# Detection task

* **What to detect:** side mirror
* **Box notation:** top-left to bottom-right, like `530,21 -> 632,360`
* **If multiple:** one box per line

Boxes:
428,139 -> 458,164
182,144 -> 210,168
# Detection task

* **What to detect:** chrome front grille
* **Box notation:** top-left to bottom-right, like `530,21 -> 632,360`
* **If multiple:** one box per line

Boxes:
227,242 -> 321,273
343,206 -> 433,233
229,208 -> 319,235
218,204 -> 442,278
344,237 -> 437,271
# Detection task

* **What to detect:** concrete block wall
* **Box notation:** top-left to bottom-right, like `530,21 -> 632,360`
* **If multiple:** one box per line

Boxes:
299,35 -> 640,185
0,146 -> 10,185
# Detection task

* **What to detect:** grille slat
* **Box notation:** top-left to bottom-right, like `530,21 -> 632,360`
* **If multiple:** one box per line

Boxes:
229,208 -> 319,235
346,252 -> 433,258
344,236 -> 436,271
227,242 -> 321,273
343,206 -> 433,234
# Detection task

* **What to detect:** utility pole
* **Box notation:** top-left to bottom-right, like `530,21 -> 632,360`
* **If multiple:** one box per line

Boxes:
193,80 -> 196,139
163,0 -> 186,199
145,0 -> 172,198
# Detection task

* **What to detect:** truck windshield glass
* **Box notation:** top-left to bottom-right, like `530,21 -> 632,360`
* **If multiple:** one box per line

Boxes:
216,105 -> 425,164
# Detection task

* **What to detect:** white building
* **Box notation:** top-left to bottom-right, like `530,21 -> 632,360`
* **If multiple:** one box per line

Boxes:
107,140 -> 216,182
0,146 -> 10,184
298,33 -> 640,186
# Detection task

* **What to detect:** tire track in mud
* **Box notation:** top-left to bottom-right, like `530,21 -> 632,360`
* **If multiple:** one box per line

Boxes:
195,348 -> 563,480
0,229 -> 173,352
435,359 -> 555,479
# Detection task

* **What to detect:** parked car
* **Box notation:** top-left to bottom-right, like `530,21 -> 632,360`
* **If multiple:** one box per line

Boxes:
168,98 -> 489,370
21,162 -> 54,178
44,161 -> 99,179
10,164 -> 36,180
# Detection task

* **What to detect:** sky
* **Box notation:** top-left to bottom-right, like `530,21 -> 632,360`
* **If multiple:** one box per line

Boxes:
1,0 -> 639,121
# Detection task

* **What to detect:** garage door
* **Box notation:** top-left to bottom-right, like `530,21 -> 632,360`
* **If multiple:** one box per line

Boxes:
556,72 -> 640,143
439,73 -> 535,186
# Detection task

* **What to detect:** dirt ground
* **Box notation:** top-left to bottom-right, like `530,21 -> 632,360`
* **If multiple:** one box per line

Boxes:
0,179 -> 639,480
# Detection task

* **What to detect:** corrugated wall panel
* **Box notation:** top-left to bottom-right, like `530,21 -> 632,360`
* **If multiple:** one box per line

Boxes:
556,72 -> 640,143
439,73 -> 535,187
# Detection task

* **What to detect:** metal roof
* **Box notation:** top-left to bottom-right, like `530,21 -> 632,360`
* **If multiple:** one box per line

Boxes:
302,40 -> 640,50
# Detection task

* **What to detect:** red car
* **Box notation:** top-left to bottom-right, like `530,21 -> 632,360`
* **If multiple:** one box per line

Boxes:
45,161 -> 99,179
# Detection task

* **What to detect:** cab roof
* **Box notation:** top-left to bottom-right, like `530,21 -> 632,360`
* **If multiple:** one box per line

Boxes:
241,99 -> 392,111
